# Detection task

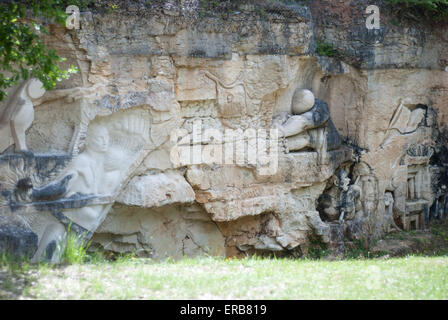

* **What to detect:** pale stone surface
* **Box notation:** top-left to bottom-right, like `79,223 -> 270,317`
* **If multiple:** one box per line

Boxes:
0,3 -> 447,260
0,79 -> 45,153
117,171 -> 195,208
93,204 -> 225,259
291,89 -> 315,115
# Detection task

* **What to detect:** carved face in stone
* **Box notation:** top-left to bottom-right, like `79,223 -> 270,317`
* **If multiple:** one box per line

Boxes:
86,126 -> 109,153
291,88 -> 315,115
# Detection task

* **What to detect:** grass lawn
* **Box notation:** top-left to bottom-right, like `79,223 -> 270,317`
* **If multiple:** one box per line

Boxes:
2,255 -> 447,299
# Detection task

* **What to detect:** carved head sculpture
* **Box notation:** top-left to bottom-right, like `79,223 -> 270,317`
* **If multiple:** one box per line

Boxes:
86,126 -> 109,153
291,88 -> 315,115
26,79 -> 46,100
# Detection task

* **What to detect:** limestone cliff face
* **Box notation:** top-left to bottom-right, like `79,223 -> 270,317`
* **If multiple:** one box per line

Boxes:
2,1 -> 447,259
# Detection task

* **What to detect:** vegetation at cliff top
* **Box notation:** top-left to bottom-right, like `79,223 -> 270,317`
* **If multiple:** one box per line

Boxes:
3,0 -> 444,100
0,0 -> 80,101
386,0 -> 448,21
386,0 -> 448,10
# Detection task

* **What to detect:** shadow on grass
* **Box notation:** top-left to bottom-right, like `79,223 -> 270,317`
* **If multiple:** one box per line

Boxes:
0,257 -> 40,299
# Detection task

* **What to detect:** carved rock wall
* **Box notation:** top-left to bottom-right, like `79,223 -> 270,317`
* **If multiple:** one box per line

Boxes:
1,2 -> 447,259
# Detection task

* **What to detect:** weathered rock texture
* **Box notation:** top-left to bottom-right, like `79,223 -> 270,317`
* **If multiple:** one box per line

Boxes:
1,1 -> 447,259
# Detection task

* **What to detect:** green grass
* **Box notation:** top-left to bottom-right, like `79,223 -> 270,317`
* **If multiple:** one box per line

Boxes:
386,0 -> 448,21
0,252 -> 41,299
2,222 -> 448,299
59,223 -> 131,265
12,255 -> 446,299
60,223 -> 91,265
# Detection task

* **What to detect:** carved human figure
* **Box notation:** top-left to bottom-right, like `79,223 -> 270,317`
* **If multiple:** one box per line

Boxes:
353,163 -> 378,216
384,192 -> 401,232
32,126 -> 112,262
31,115 -> 149,263
317,172 -> 344,222
433,185 -> 447,220
339,174 -> 362,222
318,169 -> 362,222
62,126 -> 113,229
272,89 -> 330,164
0,79 -> 45,153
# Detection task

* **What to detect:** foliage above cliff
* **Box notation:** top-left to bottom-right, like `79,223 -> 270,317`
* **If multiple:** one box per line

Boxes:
386,0 -> 448,21
0,0 -> 79,101
54,0 -> 310,17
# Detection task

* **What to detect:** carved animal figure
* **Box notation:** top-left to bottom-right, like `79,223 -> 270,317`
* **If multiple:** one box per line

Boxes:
0,79 -> 45,153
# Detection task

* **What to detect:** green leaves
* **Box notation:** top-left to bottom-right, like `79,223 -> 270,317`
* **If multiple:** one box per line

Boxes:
0,0 -> 79,101
388,0 -> 448,10
386,0 -> 448,21
315,40 -> 344,59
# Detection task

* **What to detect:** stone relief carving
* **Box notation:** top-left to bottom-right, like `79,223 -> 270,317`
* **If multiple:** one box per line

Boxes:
338,172 -> 363,222
0,77 -> 153,262
203,71 -> 248,119
380,100 -> 427,148
29,111 -> 150,262
433,185 -> 447,221
0,18 -> 446,262
201,70 -> 251,129
317,168 -> 362,223
384,192 -> 401,232
0,79 -> 46,153
317,161 -> 383,246
317,172 -> 344,222
402,149 -> 432,231
272,89 -> 332,165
